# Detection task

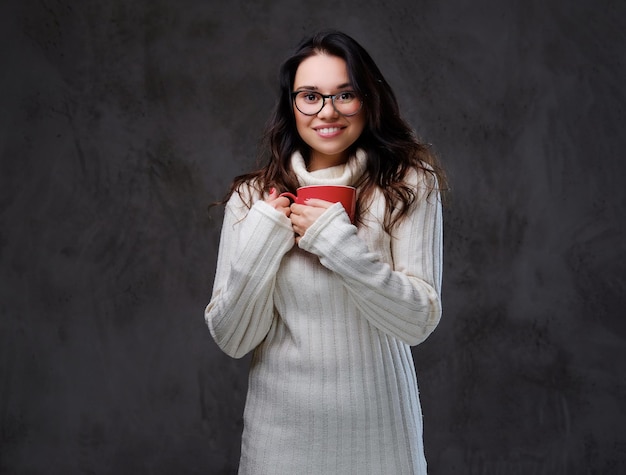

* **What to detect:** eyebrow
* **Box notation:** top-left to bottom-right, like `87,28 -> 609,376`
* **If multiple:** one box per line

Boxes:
293,82 -> 353,91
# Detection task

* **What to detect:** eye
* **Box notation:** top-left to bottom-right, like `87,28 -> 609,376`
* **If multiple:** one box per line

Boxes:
336,91 -> 357,103
297,91 -> 321,104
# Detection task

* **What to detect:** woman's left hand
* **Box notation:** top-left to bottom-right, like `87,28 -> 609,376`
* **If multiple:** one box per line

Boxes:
290,199 -> 333,243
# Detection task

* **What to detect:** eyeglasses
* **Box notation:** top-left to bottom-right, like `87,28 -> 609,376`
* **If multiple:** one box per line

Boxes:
291,90 -> 363,116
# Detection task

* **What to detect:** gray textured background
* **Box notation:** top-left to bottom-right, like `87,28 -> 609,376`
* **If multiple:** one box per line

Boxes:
1,0 -> 625,473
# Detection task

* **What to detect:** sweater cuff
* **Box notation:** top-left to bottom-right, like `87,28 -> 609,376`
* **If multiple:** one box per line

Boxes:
252,200 -> 294,231
298,202 -> 353,252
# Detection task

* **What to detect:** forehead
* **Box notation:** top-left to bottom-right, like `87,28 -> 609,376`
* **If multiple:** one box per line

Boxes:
293,53 -> 350,90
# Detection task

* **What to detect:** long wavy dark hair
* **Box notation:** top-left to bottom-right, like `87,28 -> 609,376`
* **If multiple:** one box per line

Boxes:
224,29 -> 447,231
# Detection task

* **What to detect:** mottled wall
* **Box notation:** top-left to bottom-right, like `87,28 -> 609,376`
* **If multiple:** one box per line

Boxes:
1,0 -> 625,473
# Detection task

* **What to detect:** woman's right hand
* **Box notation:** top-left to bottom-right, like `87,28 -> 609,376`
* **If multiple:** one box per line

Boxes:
265,188 -> 291,218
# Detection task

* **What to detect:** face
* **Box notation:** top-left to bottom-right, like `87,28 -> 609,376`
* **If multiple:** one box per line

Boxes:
292,53 -> 366,171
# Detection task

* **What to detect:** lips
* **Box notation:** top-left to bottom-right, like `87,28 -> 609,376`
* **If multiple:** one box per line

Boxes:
314,126 -> 345,137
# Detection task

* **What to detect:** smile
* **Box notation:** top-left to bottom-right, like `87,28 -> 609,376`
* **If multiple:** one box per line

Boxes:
315,127 -> 344,137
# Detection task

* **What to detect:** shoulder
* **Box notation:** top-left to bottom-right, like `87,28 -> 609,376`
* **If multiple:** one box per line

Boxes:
229,178 -> 265,204
403,162 -> 439,193
225,179 -> 265,217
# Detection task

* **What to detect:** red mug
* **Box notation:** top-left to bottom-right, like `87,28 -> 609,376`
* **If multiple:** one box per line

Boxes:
280,185 -> 356,223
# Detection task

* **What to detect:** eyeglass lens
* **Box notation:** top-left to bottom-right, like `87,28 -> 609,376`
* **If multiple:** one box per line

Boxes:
293,91 -> 362,116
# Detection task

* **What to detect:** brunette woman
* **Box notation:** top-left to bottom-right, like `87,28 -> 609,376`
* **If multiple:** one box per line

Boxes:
205,29 -> 446,474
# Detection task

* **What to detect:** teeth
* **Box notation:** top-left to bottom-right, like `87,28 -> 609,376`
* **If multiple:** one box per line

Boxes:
318,127 -> 340,134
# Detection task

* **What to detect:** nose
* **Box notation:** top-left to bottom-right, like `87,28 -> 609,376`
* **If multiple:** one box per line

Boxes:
317,97 -> 339,118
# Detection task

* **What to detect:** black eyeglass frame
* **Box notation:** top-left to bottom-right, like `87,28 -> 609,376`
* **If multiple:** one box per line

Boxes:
291,90 -> 364,117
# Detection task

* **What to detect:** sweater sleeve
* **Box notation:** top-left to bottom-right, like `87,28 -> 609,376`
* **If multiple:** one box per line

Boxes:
298,171 -> 443,346
205,189 -> 295,358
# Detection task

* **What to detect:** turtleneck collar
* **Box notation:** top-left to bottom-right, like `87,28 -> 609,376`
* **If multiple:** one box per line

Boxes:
291,149 -> 367,187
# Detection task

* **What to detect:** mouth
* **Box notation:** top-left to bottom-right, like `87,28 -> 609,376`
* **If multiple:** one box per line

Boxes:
314,126 -> 345,138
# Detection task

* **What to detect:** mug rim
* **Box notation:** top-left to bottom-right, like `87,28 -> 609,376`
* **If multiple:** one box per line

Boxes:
297,185 -> 356,190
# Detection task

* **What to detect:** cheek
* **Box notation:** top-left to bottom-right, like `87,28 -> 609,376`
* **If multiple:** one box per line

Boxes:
294,112 -> 309,137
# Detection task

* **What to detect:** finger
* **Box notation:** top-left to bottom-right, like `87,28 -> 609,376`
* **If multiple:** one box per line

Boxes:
303,198 -> 334,208
289,210 -> 302,226
275,196 -> 291,208
265,188 -> 279,204
289,202 -> 316,215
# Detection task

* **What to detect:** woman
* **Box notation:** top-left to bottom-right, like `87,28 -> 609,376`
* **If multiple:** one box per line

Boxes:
205,29 -> 446,474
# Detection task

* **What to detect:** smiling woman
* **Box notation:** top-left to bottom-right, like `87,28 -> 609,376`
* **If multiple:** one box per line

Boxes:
291,54 -> 366,171
205,29 -> 447,474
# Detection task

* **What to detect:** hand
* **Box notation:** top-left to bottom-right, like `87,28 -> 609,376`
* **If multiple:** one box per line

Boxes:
290,198 -> 333,243
265,188 -> 291,218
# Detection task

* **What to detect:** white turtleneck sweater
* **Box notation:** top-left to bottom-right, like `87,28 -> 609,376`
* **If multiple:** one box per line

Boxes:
205,150 -> 443,474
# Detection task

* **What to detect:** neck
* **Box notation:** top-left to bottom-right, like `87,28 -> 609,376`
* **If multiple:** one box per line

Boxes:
307,151 -> 349,172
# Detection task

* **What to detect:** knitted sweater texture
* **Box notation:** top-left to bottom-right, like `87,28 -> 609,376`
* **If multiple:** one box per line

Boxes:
205,150 -> 443,474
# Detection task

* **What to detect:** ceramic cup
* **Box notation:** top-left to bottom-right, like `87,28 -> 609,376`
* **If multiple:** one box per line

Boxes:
280,185 -> 356,223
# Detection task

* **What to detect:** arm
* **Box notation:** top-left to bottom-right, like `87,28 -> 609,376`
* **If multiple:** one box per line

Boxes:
205,188 -> 295,358
298,171 -> 443,346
